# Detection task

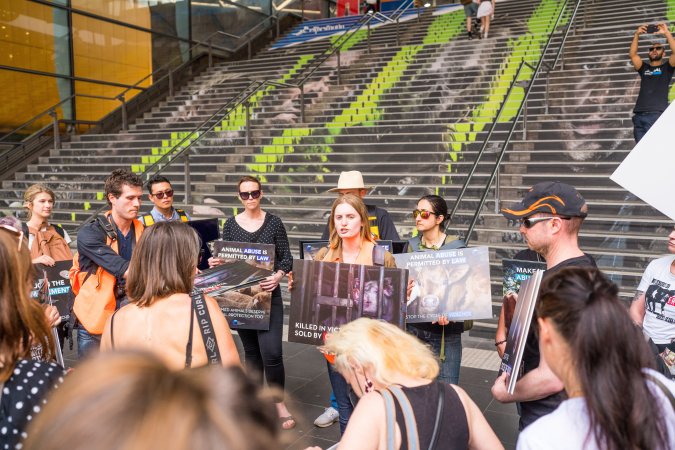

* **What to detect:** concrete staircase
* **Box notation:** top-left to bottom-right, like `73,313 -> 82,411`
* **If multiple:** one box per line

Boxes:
2,0 -> 673,338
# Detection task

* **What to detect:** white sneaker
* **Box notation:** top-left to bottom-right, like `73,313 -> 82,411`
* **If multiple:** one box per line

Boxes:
314,407 -> 339,427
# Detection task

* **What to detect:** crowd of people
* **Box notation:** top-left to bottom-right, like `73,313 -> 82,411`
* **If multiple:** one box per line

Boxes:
0,163 -> 673,450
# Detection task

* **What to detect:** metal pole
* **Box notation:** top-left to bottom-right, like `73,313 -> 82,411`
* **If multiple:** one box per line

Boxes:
248,40 -> 252,60
337,50 -> 341,85
523,97 -> 528,139
494,166 -> 501,214
245,101 -> 251,146
544,77 -> 549,115
119,95 -> 128,131
184,152 -> 192,205
417,4 -> 420,22
300,84 -> 305,123
168,70 -> 174,97
49,110 -> 61,150
302,0 -> 305,20
367,21 -> 371,54
276,16 -> 280,37
396,18 -> 400,46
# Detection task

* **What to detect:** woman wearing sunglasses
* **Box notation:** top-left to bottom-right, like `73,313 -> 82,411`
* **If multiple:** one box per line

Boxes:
0,217 -> 66,449
406,194 -> 466,385
209,175 -> 295,429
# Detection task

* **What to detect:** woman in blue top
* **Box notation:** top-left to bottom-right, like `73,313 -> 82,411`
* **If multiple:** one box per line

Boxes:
406,194 -> 466,385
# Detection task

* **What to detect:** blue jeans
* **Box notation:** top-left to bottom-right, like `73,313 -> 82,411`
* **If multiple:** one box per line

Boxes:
632,112 -> 661,143
327,360 -> 353,435
407,325 -> 462,385
77,327 -> 101,359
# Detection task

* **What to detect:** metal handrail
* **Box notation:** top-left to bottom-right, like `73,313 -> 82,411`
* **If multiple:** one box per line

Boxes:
459,0 -> 583,245
75,1 -> 418,231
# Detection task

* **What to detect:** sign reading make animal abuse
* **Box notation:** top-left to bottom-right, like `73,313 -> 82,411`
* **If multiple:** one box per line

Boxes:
394,246 -> 492,322
194,241 -> 275,331
289,259 -> 408,346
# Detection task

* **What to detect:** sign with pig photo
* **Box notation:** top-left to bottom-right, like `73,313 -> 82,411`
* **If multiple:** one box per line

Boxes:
194,241 -> 275,331
31,261 -> 74,321
288,259 -> 408,346
394,246 -> 492,322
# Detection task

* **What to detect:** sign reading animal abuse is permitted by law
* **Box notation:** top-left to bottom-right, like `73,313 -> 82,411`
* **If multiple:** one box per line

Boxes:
394,246 -> 492,322
194,241 -> 275,331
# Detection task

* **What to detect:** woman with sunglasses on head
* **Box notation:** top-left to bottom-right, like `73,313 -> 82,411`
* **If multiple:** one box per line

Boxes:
516,267 -> 674,450
406,194 -> 466,386
208,175 -> 295,429
313,318 -> 503,450
0,217 -> 67,449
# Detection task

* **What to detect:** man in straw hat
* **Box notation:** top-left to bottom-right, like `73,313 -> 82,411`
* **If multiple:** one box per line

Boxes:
319,171 -> 399,241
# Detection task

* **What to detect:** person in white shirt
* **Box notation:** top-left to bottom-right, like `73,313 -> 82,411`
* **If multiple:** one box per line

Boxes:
517,267 -> 674,450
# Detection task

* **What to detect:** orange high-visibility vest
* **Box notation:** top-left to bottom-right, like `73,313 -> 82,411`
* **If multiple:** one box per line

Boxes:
70,211 -> 144,334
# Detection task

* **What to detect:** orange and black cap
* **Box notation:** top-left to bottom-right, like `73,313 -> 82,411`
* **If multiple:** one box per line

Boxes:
501,181 -> 588,220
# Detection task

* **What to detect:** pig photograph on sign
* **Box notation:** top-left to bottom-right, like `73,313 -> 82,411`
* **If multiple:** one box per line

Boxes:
288,259 -> 408,346
194,241 -> 275,330
394,246 -> 492,322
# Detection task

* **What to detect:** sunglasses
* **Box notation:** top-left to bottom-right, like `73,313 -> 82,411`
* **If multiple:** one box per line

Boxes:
649,46 -> 664,51
151,189 -> 174,200
520,216 -> 571,229
239,190 -> 261,200
412,209 -> 437,220
0,224 -> 25,250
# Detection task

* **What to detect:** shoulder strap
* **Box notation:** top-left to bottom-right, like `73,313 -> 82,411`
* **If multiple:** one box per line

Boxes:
379,389 -> 397,450
190,291 -> 222,366
427,383 -> 445,450
22,222 -> 29,236
646,372 -> 675,412
185,295 -> 196,368
388,386 -> 420,450
109,308 -> 122,350
52,224 -> 65,239
141,214 -> 154,226
408,236 -> 421,251
176,210 -> 189,223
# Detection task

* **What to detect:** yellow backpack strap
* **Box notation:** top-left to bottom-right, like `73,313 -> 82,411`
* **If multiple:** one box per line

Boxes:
141,214 -> 154,226
176,209 -> 189,222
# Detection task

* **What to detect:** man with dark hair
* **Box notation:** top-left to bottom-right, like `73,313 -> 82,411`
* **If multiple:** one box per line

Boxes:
140,174 -> 190,226
629,23 -> 675,142
71,169 -> 144,357
491,181 -> 596,430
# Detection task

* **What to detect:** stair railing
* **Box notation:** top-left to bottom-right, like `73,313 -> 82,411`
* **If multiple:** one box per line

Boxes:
455,0 -> 583,245
75,2 -> 418,231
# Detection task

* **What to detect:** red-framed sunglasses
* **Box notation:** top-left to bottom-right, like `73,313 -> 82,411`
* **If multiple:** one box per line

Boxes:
412,209 -> 437,220
151,189 -> 174,200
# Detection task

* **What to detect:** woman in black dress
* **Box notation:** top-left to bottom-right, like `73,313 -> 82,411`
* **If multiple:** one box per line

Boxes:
209,175 -> 295,429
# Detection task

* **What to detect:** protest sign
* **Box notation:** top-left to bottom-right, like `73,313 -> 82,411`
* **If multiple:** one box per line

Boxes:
502,259 -> 547,296
194,241 -> 275,330
499,270 -> 544,394
31,261 -> 74,321
394,246 -> 492,322
288,259 -> 408,345
299,240 -> 329,260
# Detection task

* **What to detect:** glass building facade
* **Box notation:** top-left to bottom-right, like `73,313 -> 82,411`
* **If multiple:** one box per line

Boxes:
0,0 -> 286,135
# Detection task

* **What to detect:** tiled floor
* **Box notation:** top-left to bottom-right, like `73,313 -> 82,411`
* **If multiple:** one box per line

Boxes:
62,332 -> 519,450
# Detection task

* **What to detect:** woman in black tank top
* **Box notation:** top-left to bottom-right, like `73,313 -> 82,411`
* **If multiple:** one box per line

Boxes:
320,318 -> 503,450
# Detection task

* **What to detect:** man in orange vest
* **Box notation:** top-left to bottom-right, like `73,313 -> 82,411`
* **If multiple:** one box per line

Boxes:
73,169 -> 144,358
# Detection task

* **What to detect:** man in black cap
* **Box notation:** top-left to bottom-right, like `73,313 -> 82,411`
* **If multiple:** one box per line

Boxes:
629,23 -> 675,142
491,181 -> 596,430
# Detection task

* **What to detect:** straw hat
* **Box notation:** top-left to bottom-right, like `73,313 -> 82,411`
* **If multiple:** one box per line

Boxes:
328,171 -> 372,192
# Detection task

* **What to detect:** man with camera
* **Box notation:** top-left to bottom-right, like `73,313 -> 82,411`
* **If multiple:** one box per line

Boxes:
71,169 -> 144,357
630,23 -> 675,142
